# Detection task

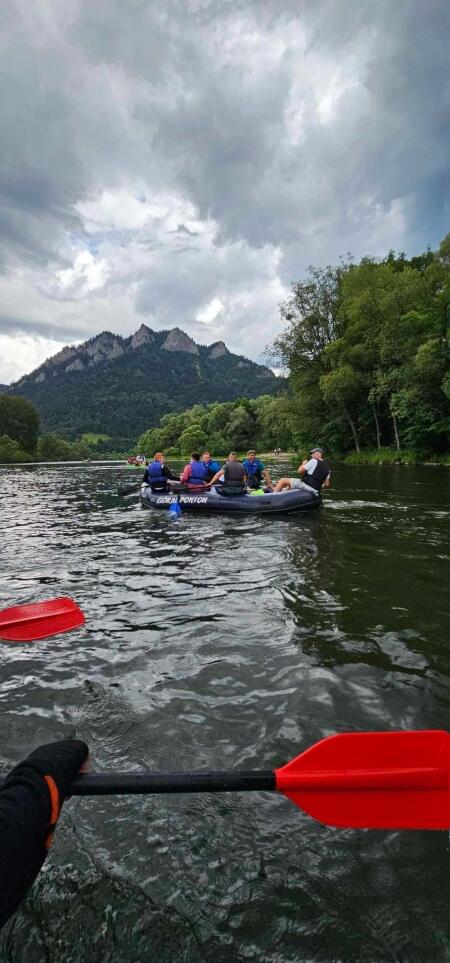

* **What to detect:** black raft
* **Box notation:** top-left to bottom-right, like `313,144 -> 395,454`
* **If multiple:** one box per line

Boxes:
140,484 -> 321,515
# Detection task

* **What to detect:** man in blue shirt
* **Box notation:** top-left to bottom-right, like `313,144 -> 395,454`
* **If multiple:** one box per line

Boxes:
202,451 -> 221,481
242,450 -> 272,489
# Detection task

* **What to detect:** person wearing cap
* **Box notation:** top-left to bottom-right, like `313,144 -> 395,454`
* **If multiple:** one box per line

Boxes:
0,739 -> 89,928
273,447 -> 330,495
241,450 -> 272,490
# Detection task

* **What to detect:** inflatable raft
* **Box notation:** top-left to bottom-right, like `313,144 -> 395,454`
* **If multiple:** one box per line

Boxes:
140,484 -> 320,515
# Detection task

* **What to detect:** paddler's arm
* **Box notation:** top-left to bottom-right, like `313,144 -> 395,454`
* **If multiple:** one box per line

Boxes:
163,465 -> 178,481
0,740 -> 88,929
207,465 -> 226,487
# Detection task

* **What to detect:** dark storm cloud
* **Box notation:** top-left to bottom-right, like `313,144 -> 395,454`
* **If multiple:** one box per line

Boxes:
1,0 -> 450,379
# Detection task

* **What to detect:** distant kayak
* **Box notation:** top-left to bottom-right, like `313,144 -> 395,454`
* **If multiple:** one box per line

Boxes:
125,463 -> 144,469
140,484 -> 321,515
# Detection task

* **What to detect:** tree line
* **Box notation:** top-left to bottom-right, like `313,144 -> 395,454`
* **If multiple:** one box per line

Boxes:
137,395 -> 295,456
270,235 -> 450,459
0,394 -> 91,462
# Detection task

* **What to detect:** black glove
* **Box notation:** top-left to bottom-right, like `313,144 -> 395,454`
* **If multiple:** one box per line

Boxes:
5,739 -> 88,820
23,739 -> 89,804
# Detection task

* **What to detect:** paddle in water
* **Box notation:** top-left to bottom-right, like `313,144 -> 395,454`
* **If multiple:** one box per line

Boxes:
3,730 -> 447,829
117,483 -> 141,497
0,597 -> 85,642
168,490 -> 182,516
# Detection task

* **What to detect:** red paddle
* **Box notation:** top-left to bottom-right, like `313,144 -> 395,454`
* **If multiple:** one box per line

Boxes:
275,730 -> 450,829
2,731 -> 447,829
0,597 -> 85,642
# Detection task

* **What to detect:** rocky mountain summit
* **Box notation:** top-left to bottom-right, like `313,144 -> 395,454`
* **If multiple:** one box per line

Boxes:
17,325 -> 233,385
11,324 -> 280,439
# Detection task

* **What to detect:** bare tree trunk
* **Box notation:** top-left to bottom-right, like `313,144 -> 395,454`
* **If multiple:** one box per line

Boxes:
342,402 -> 360,452
372,403 -> 381,449
392,412 -> 401,451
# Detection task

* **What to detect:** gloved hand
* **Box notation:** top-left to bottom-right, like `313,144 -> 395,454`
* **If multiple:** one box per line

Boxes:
4,739 -> 89,846
22,740 -> 89,806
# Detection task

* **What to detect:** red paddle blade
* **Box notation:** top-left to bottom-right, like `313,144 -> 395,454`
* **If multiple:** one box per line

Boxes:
0,597 -> 85,642
275,731 -> 450,830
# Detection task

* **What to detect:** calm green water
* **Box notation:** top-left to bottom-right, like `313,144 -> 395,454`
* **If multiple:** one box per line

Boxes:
0,463 -> 449,962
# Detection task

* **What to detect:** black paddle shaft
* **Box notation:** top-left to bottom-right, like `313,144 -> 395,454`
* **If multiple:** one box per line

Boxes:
0,770 -> 275,796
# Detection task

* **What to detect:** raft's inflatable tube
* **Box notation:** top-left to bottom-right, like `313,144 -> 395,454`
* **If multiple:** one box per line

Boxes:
140,484 -> 321,515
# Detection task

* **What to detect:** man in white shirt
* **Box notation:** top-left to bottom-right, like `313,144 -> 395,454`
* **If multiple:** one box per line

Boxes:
273,447 -> 331,495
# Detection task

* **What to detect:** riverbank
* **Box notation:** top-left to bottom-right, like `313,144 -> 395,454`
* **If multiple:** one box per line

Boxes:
342,448 -> 450,466
260,449 -> 450,466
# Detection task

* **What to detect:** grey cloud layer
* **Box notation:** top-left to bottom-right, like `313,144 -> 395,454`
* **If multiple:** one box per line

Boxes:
1,0 -> 449,374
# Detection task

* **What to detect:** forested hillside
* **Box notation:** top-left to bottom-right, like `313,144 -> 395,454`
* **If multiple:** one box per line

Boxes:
270,235 -> 450,458
11,326 -> 280,441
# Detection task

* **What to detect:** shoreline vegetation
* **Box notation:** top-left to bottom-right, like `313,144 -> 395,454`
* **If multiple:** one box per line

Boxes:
269,238 -> 450,463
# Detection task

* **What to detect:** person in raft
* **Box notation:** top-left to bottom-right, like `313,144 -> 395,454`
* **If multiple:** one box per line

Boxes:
0,739 -> 89,930
241,450 -> 272,489
201,451 -> 221,480
180,452 -> 209,488
143,452 -> 177,492
273,447 -> 331,495
208,452 -> 247,496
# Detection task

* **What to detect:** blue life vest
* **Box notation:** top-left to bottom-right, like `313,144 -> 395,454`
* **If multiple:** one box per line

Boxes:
243,458 -> 264,476
187,461 -> 208,485
148,460 -> 167,485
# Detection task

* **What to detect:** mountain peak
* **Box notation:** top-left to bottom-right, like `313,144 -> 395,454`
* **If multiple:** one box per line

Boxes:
130,323 -> 154,349
208,340 -> 229,359
161,328 -> 199,355
82,330 -> 125,365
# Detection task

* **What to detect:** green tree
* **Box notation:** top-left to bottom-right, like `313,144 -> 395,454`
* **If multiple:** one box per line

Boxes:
136,427 -> 167,455
225,404 -> 256,451
272,264 -> 346,373
270,240 -> 450,458
178,425 -> 208,454
0,394 -> 39,452
36,434 -> 89,461
0,434 -> 30,463
254,395 -> 296,450
320,365 -> 365,452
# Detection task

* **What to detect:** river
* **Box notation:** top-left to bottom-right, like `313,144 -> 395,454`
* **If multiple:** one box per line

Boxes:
0,462 -> 449,962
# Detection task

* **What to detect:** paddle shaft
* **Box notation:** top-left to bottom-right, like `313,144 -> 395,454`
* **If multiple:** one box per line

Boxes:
0,765 -> 446,796
0,770 -> 274,796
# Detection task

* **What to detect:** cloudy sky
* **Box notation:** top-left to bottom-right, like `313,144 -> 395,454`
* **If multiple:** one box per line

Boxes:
1,0 -> 449,383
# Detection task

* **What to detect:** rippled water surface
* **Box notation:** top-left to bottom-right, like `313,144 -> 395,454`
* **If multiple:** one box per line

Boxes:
0,462 -> 449,962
